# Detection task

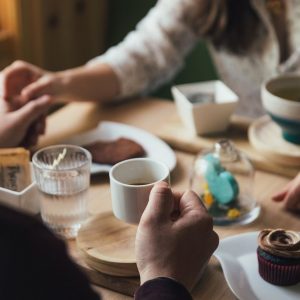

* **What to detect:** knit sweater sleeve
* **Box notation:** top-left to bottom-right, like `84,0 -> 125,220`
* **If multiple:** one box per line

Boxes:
87,0 -> 199,98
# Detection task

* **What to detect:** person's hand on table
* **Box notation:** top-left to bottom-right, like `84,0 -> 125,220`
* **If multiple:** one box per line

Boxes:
135,182 -> 219,292
272,173 -> 300,213
0,95 -> 52,147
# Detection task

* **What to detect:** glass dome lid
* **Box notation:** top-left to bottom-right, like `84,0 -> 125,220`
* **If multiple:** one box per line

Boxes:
191,139 -> 260,226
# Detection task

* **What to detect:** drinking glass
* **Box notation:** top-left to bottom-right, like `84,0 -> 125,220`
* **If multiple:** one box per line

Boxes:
33,145 -> 91,239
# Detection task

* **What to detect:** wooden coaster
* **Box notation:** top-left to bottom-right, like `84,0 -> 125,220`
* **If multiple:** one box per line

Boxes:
248,115 -> 300,167
77,212 -> 138,277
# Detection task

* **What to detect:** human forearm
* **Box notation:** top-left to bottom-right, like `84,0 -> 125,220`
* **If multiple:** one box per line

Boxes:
88,1 -> 198,99
55,63 -> 120,102
22,63 -> 120,103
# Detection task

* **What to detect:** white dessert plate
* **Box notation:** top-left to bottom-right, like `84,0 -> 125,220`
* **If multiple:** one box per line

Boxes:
64,121 -> 177,174
214,232 -> 300,300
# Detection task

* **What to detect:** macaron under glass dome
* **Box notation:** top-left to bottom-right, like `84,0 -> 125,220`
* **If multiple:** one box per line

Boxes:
190,140 -> 260,225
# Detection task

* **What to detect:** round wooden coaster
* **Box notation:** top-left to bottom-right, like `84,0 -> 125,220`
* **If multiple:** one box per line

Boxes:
248,115 -> 300,167
77,212 -> 138,277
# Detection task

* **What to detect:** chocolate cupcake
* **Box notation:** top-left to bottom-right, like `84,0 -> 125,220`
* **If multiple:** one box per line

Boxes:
257,229 -> 300,286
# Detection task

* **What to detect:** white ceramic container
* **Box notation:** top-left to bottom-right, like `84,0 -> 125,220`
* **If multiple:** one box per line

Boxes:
172,80 -> 239,135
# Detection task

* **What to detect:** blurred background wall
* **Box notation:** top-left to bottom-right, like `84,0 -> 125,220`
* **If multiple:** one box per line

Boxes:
0,0 -> 107,70
0,0 -> 217,99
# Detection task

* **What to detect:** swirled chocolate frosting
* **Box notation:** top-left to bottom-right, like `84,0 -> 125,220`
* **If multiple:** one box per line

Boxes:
258,229 -> 300,258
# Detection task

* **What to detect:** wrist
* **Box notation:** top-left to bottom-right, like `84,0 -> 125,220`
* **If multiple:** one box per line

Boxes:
55,64 -> 120,102
56,69 -> 75,98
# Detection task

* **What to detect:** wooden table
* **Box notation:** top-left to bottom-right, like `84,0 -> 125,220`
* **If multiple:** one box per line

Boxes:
38,98 -> 300,300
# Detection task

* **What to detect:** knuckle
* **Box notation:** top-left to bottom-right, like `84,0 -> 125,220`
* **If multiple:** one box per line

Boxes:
190,190 -> 200,198
185,190 -> 198,199
13,60 -> 26,68
191,210 -> 204,221
190,210 -> 213,229
152,186 -> 170,197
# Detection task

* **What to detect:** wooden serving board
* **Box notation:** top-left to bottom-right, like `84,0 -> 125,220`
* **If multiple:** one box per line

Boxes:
249,116 -> 300,167
152,113 -> 299,179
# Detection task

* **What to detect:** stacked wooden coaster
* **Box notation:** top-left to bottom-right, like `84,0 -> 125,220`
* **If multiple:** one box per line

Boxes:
77,212 -> 138,277
249,116 -> 300,167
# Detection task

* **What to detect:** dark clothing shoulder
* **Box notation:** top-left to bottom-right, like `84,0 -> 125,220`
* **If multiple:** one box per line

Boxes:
0,204 -> 100,300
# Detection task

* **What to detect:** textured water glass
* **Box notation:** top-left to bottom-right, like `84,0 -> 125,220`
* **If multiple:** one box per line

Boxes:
33,145 -> 91,239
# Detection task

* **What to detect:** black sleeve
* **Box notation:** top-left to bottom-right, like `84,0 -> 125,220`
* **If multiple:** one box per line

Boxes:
134,277 -> 193,300
0,204 -> 100,300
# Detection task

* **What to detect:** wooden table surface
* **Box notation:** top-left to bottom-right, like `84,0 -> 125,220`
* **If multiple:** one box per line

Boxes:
38,98 -> 300,300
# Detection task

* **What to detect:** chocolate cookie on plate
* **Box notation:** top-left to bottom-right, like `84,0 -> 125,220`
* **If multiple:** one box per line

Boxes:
84,138 -> 145,165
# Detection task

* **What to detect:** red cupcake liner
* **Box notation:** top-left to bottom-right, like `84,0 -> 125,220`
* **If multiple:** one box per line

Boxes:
257,253 -> 300,286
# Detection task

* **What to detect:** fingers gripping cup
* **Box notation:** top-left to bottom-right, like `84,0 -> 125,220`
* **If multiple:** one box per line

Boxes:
33,145 -> 91,239
109,158 -> 170,224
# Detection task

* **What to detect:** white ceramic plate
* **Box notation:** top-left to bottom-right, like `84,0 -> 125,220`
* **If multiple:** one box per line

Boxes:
214,232 -> 300,300
64,121 -> 177,174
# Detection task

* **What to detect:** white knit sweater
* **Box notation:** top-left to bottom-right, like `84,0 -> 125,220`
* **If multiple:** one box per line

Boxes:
88,0 -> 300,118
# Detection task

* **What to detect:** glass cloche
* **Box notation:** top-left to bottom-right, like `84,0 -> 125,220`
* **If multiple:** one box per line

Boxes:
190,139 -> 260,225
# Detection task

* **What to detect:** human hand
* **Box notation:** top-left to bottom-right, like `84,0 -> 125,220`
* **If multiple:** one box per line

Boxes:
0,95 -> 52,147
135,182 -> 219,291
0,60 -> 47,104
272,173 -> 300,212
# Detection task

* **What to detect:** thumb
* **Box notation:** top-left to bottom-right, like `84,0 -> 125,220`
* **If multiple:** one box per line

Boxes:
141,181 -> 174,224
11,95 -> 52,127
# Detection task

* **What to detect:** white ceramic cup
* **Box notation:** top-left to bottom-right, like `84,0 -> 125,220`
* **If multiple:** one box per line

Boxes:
109,158 -> 170,224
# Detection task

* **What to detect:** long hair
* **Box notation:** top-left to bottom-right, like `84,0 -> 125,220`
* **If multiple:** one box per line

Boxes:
194,0 -> 265,55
